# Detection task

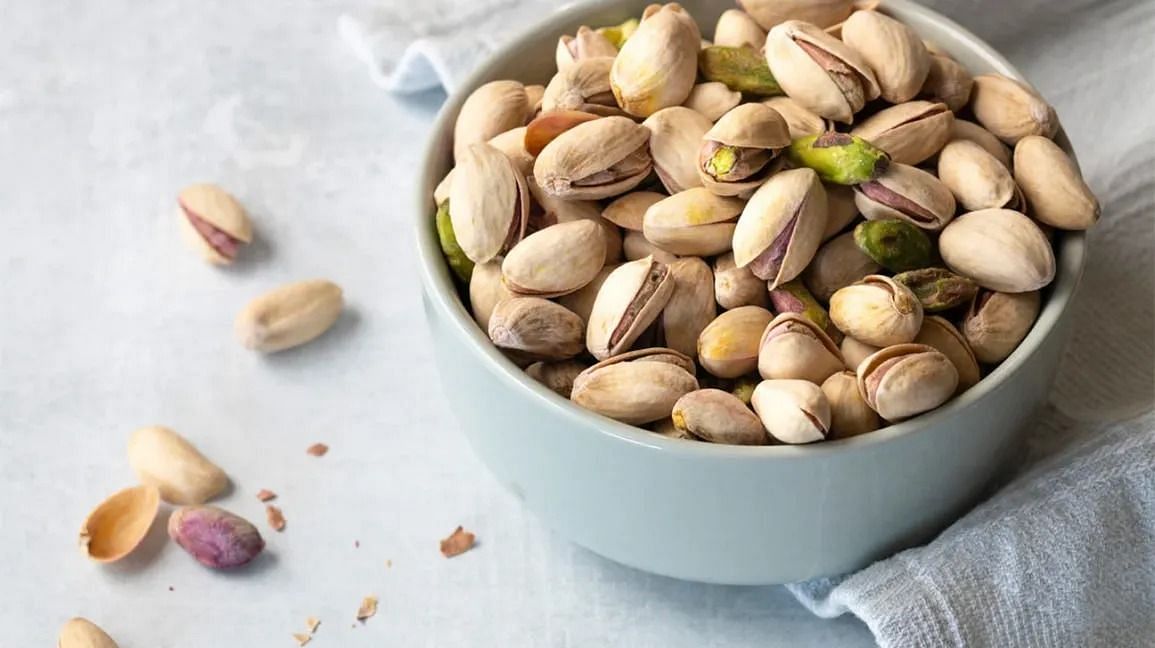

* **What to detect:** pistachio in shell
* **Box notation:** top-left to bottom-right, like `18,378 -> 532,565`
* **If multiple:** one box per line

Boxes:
915,316 -> 981,393
558,263 -> 618,323
525,84 -> 546,116
801,231 -> 882,303
849,101 -> 954,166
829,274 -> 924,347
488,297 -> 585,362
760,96 -> 828,140
524,110 -> 600,156
502,220 -> 607,298
542,57 -> 622,116
962,289 -> 1041,364
683,82 -> 742,122
731,167 -> 828,288
586,256 -> 675,360
786,133 -> 889,185
436,200 -> 474,283
698,103 -> 790,196
556,25 -> 619,71
853,162 -> 956,230
969,74 -> 1058,144
767,278 -> 841,343
714,251 -> 770,309
1013,135 -> 1099,230
950,119 -> 1012,169
750,378 -> 831,444
487,126 -> 536,177
610,3 -> 701,117
937,139 -> 1022,211
698,45 -> 781,95
603,191 -> 665,232
79,484 -> 161,563
757,312 -> 846,385
856,343 -> 958,421
713,9 -> 767,49
533,116 -> 652,200
623,230 -> 679,264
892,267 -> 979,312
59,618 -> 120,648
661,257 -> 717,358
938,208 -> 1055,293
128,426 -> 228,506
177,183 -> 253,265
642,106 -> 711,194
764,20 -> 880,123
571,348 -> 700,424
839,336 -> 881,371
526,359 -> 589,399
853,218 -> 932,273
652,416 -> 699,440
738,0 -> 853,30
698,305 -> 775,378
841,10 -> 931,104
527,177 -> 623,264
822,182 -> 859,241
920,53 -> 973,112
821,370 -> 881,438
453,80 -> 530,161
450,143 -> 530,264
671,388 -> 769,445
469,261 -> 514,331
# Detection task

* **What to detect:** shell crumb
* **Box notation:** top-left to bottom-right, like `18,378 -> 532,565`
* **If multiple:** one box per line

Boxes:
439,526 -> 476,558
356,595 -> 378,622
266,505 -> 286,532
306,443 -> 329,457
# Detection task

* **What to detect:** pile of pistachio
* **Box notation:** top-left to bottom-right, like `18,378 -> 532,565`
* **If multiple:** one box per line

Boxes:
432,1 -> 1099,445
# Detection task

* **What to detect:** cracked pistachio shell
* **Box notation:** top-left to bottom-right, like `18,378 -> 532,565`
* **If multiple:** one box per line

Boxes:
662,258 -> 717,357
672,388 -> 769,445
768,278 -> 841,342
487,127 -> 535,177
841,10 -> 930,103
856,343 -> 958,421
488,297 -> 585,361
450,143 -> 530,264
939,209 -> 1055,292
59,618 -> 120,648
751,379 -> 831,444
534,116 -> 652,200
642,107 -> 711,193
950,119 -> 1012,169
892,267 -> 979,312
757,312 -> 846,384
853,219 -> 933,273
698,103 -> 791,196
177,183 -> 253,265
524,110 -> 600,156
920,54 -> 973,112
802,231 -> 881,302
714,9 -> 767,49
571,348 -> 700,424
698,46 -> 782,95
526,360 -> 589,399
839,336 -> 881,371
821,370 -> 881,438
714,251 -> 769,309
850,101 -> 954,165
683,82 -> 742,122
969,74 -> 1058,144
610,4 -> 701,117
822,183 -> 859,241
586,256 -> 675,360
786,133 -> 890,185
765,20 -> 880,123
436,200 -> 474,283
830,274 -> 924,346
698,305 -> 775,378
732,167 -> 828,288
453,80 -> 530,161
469,261 -> 514,331
1014,135 -> 1099,230
502,220 -> 607,298
623,230 -> 679,264
543,57 -> 622,116
854,162 -> 956,230
937,139 -> 1022,211
79,484 -> 160,563
915,316 -> 981,393
642,188 -> 742,256
558,263 -> 618,322
738,0 -> 853,30
556,26 -> 619,71
128,426 -> 228,506
760,96 -> 828,140
963,290 -> 1040,364
603,191 -> 665,232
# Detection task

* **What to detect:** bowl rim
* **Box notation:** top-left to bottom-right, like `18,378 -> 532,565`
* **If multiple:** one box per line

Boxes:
414,0 -> 1087,461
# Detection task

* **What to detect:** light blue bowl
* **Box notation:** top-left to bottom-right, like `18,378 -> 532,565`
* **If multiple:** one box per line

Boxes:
416,0 -> 1085,584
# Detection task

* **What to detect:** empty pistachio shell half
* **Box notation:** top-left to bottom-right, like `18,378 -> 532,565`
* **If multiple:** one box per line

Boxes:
610,4 -> 701,117
603,191 -> 665,232
533,116 -> 652,200
765,20 -> 880,123
757,312 -> 846,385
571,348 -> 700,424
939,208 -> 1055,292
502,220 -> 607,298
732,167 -> 828,288
920,53 -> 973,112
526,359 -> 589,399
556,25 -> 619,71
672,388 -> 769,444
524,110 -> 600,156
128,426 -> 228,506
950,119 -> 1012,169
683,82 -> 743,122
698,305 -> 774,378
450,142 -> 530,264
453,80 -> 530,161
662,257 -> 718,358
586,256 -> 675,360
543,57 -> 622,116
854,162 -> 956,230
642,107 -> 711,194
841,9 -> 930,103
821,370 -> 881,438
698,103 -> 790,195
786,133 -> 890,185
969,74 -> 1058,144
853,219 -> 932,273
488,297 -> 585,362
1013,135 -> 1099,230
857,343 -> 958,421
821,182 -> 859,241
830,274 -> 923,347
750,379 -> 831,444
59,618 -> 120,648
892,267 -> 979,312
643,188 -> 743,256
937,139 -> 1022,211
235,279 -> 344,353
469,261 -> 513,331
963,289 -> 1041,364
850,101 -> 953,165
738,0 -> 852,30
177,183 -> 253,265
436,200 -> 474,283
714,251 -> 770,309
169,505 -> 265,569
760,96 -> 828,139
840,336 -> 881,370
767,279 -> 841,343
698,45 -> 781,95
802,231 -> 882,303
915,316 -> 981,393
713,9 -> 767,49
79,484 -> 160,563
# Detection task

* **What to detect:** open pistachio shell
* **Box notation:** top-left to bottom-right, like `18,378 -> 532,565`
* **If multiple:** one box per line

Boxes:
839,336 -> 881,373
939,209 -> 1055,293
662,257 -> 717,358
610,3 -> 701,117
558,263 -> 618,323
915,316 -> 981,393
533,116 -> 652,200
732,167 -> 828,288
502,220 -> 607,298
586,256 -> 676,360
714,251 -> 770,309
713,9 -> 767,49
672,388 -> 769,445
850,101 -> 953,165
527,176 -> 622,264
760,96 -> 828,139
969,74 -> 1058,144
1013,135 -> 1099,230
962,289 -> 1041,364
920,53 -> 973,112
757,312 -> 846,385
698,305 -> 775,378
821,370 -> 881,438
603,191 -> 665,232
556,26 -> 619,71
79,484 -> 160,563
937,139 -> 1021,211
765,20 -> 880,123
822,183 -> 859,241
750,379 -> 831,444
829,274 -> 924,346
854,162 -> 956,230
738,0 -> 853,31
841,10 -> 931,103
623,230 -> 679,263
571,348 -> 700,424
802,231 -> 882,302
177,183 -> 253,265
543,57 -> 622,116
450,143 -> 530,264
644,188 -> 743,257
698,103 -> 790,196
453,80 -> 530,162
469,261 -> 514,331
488,297 -> 586,362
683,82 -> 743,122
856,343 -> 958,421
642,106 -> 711,193
767,279 -> 841,342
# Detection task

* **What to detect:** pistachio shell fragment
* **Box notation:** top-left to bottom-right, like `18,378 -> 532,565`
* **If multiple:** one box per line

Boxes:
840,336 -> 881,370
822,183 -> 859,241
821,370 -> 880,438
849,101 -> 953,165
177,183 -> 254,265
732,167 -> 828,288
698,45 -> 781,95
920,54 -> 973,112
79,484 -> 160,563
713,9 -> 767,49
1013,135 -> 1099,230
854,162 -> 956,230
683,82 -> 742,122
453,80 -> 530,161
841,10 -> 930,103
758,312 -> 846,384
469,261 -> 514,331
937,139 -> 1021,211
436,200 -> 474,283
765,20 -> 880,123
829,274 -> 923,346
662,257 -> 717,357
802,231 -> 882,302
892,267 -> 979,312
767,279 -> 841,343
963,289 -> 1041,363
786,133 -> 889,185
714,251 -> 770,309
556,26 -> 619,71
853,219 -> 932,273
672,389 -> 769,444
450,143 -> 530,264
59,618 -> 120,648
168,505 -> 265,569
950,119 -> 1012,169
698,103 -> 790,196
610,3 -> 701,117
915,316 -> 981,392
698,305 -> 774,378
128,426 -> 228,506
571,348 -> 700,424
524,110 -> 600,156
526,359 -> 589,398
502,220 -> 607,298
750,379 -> 831,444
969,74 -> 1058,144
235,279 -> 344,353
543,57 -> 621,116
533,116 -> 652,200
739,0 -> 853,31
760,96 -> 828,140
488,297 -> 585,361
586,256 -> 675,360
642,107 -> 711,193
603,191 -> 666,232
939,209 -> 1055,292
857,343 -> 958,421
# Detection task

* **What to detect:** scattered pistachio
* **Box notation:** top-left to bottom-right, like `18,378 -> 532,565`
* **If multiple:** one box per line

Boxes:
235,280 -> 344,353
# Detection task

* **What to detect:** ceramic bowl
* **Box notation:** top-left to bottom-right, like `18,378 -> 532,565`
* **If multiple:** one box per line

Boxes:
415,0 -> 1085,584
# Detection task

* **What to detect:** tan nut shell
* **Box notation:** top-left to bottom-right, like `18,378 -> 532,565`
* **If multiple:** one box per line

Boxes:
829,275 -> 924,347
839,336 -> 882,370
750,378 -> 831,444
697,305 -> 774,378
487,126 -> 536,177
760,96 -> 828,139
683,82 -> 742,122
802,231 -> 882,302
235,279 -> 344,352
821,370 -> 881,438
502,220 -> 607,297
714,9 -> 767,49
732,167 -> 828,289
571,348 -> 700,424
642,106 -> 712,193
713,251 -> 770,309
765,20 -> 880,123
1014,135 -> 1099,230
643,187 -> 743,256
128,426 -> 229,505
921,53 -> 973,112
610,4 -> 701,117
469,261 -> 513,331
939,209 -> 1055,292
556,26 -> 619,71
854,162 -> 957,230
453,80 -> 530,161
738,0 -> 853,30
451,143 -> 530,264
963,290 -> 1041,363
177,183 -> 253,265
662,257 -> 717,358
914,316 -> 981,392
542,57 -> 621,116
558,263 -> 618,323
757,312 -> 846,385
857,343 -> 958,421
841,10 -> 931,104
822,183 -> 859,241
59,618 -> 120,648
698,103 -> 791,196
850,101 -> 954,165
586,256 -> 675,360
623,230 -> 679,264
79,484 -> 160,563
950,119 -> 1012,169
937,139 -> 1020,211
603,191 -> 666,232
527,176 -> 622,264
488,297 -> 585,361
533,116 -> 652,200
969,74 -> 1058,144
672,389 -> 768,445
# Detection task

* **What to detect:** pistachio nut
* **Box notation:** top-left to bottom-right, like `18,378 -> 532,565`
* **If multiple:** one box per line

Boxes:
235,279 -> 344,353
841,10 -> 930,103
698,45 -> 781,95
856,343 -> 958,421
820,370 -> 881,438
436,200 -> 474,283
524,110 -> 600,156
542,57 -> 622,116
939,208 -> 1055,292
829,274 -> 923,346
661,257 -> 717,357
750,378 -> 831,444
730,374 -> 761,405
623,230 -> 679,264
822,183 -> 859,241
597,17 -> 639,49
502,220 -> 607,297
738,0 -> 853,31
610,3 -> 701,117
854,162 -> 956,230
683,82 -> 743,122
802,231 -> 882,302
758,312 -> 846,384
920,53 -> 973,112
765,20 -> 880,123
760,96 -> 828,139
128,426 -> 229,506
527,177 -> 623,264
732,167 -> 828,288
969,74 -> 1058,144
697,305 -> 775,378
79,485 -> 160,563
586,256 -> 676,360
452,80 -> 530,161
950,118 -> 1012,169
698,103 -> 791,195
558,263 -> 618,322
603,191 -> 665,231
59,618 -> 120,648
487,126 -> 536,177
915,316 -> 981,392
450,143 -> 530,263
571,348 -> 700,424
672,389 -> 769,445
937,139 -> 1022,211
714,251 -> 770,309
713,9 -> 767,49
652,416 -> 699,440
169,505 -> 265,569
533,116 -> 652,200
786,133 -> 889,185
1013,135 -> 1100,230
488,297 -> 585,361
853,218 -> 932,273
177,183 -> 253,265
849,101 -> 954,165
892,267 -> 979,312
962,289 -> 1040,363
642,106 -> 711,193
767,279 -> 841,342
556,26 -> 619,71
525,359 -> 589,398
469,261 -> 514,331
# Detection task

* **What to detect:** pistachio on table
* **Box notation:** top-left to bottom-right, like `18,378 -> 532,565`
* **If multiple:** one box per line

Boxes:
59,618 -> 120,648
128,426 -> 228,506
177,183 -> 253,265
235,279 -> 344,353
672,388 -> 769,444
79,485 -> 160,563
698,45 -> 781,95
169,505 -> 265,569
751,379 -> 832,444
856,343 -> 958,421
